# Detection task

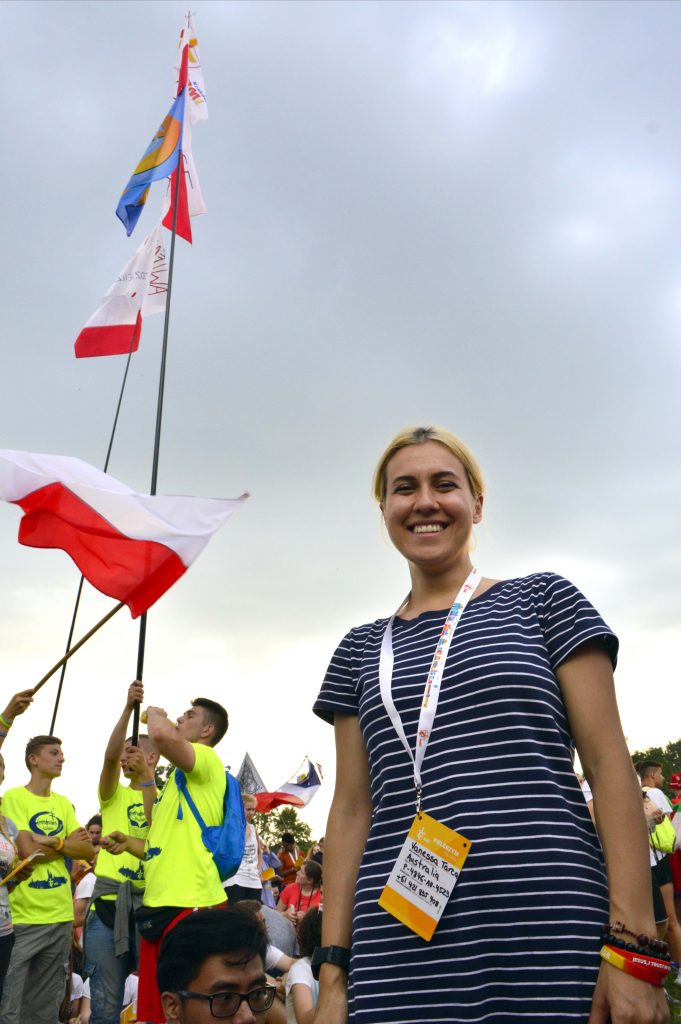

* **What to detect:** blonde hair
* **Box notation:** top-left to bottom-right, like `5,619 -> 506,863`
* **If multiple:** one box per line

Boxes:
372,426 -> 485,504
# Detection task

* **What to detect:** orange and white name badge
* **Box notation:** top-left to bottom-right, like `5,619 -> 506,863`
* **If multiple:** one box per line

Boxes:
378,812 -> 471,941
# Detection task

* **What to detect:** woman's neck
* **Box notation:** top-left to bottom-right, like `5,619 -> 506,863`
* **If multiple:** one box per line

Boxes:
402,559 -> 477,618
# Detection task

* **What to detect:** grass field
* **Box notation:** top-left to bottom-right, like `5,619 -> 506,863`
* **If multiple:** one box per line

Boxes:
666,976 -> 681,1022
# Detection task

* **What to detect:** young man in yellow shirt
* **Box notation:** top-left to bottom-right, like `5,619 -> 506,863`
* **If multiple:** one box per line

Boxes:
103,694 -> 229,1024
0,736 -> 94,1024
84,680 -> 158,1024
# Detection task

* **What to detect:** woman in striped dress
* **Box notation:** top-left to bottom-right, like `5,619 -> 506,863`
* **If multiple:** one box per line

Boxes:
313,426 -> 666,1024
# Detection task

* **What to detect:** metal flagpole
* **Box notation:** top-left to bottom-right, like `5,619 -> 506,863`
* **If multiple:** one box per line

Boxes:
49,344 -> 137,734
131,144 -> 183,746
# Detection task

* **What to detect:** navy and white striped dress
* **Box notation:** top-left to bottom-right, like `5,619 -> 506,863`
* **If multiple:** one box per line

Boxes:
313,573 -> 618,1023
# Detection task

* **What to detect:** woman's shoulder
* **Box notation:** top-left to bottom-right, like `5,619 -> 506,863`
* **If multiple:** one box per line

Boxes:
479,572 -> 576,601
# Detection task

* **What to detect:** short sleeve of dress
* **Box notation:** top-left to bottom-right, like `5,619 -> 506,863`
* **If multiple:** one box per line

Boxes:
540,573 -> 618,670
313,629 -> 362,724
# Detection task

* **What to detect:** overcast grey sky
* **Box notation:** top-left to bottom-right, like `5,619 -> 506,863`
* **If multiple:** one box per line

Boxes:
1,0 -> 680,835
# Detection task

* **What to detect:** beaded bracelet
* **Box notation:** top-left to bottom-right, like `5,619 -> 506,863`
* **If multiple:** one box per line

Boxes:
603,933 -> 673,963
600,945 -> 671,987
603,921 -> 670,959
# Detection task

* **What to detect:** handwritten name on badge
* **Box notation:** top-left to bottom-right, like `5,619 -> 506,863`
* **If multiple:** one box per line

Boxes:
378,812 -> 471,941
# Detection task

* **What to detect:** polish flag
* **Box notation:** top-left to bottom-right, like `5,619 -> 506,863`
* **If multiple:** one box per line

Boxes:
254,759 -> 322,813
0,450 -> 248,618
74,223 -> 168,358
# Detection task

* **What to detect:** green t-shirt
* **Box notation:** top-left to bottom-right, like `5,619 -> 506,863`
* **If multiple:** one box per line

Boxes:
3,787 -> 79,924
143,743 -> 225,909
96,782 -> 150,889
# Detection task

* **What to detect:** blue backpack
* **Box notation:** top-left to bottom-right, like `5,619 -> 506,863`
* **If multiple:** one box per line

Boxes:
175,767 -> 246,882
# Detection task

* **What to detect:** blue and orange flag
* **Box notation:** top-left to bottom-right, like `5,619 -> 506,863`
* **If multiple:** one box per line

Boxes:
116,89 -> 186,236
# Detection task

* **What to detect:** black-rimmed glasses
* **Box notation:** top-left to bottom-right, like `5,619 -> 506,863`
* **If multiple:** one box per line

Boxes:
177,985 -> 276,1018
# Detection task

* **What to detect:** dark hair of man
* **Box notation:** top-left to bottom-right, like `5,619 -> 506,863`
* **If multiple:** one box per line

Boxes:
157,907 -> 267,995
191,698 -> 229,746
635,760 -> 662,779
297,907 -> 323,958
304,860 -> 322,887
25,735 -> 62,771
231,899 -> 263,918
281,832 -> 294,845
87,814 -> 103,829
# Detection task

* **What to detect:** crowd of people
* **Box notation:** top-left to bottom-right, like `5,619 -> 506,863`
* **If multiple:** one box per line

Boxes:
0,424 -> 675,1024
0,682 -> 326,1024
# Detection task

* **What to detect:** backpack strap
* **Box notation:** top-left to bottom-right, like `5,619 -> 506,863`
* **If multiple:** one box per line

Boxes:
174,768 -> 208,831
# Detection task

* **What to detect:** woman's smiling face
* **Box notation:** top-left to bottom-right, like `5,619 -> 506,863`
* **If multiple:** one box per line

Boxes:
381,441 -> 483,569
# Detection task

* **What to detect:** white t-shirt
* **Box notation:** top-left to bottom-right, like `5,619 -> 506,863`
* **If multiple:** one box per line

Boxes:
266,944 -> 286,972
123,973 -> 138,1009
285,957 -> 318,1024
226,823 -> 261,890
74,872 -> 96,901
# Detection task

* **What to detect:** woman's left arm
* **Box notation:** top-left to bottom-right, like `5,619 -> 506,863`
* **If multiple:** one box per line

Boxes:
557,641 -> 668,1024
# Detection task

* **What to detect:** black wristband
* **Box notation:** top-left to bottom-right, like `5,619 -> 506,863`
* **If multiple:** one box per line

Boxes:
311,945 -> 351,980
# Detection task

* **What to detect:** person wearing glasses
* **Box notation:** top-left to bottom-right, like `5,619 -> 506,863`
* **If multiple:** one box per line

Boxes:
156,906 -> 277,1023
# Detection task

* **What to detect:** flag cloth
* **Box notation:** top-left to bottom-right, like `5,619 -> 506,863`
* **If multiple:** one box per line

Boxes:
184,16 -> 208,124
162,120 -> 207,241
163,17 -> 208,242
75,223 -> 168,358
254,759 -> 322,813
0,450 -> 247,618
236,753 -> 268,795
116,90 -> 186,236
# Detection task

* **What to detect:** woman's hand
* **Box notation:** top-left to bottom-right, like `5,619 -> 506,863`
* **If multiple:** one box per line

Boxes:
588,961 -> 668,1023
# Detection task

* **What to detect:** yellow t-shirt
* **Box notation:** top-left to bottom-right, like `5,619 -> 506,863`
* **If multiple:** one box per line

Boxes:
96,782 -> 150,889
142,743 -> 226,909
2,787 -> 79,924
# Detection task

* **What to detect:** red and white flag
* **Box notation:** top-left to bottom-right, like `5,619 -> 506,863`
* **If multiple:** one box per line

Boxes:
163,17 -> 207,243
0,450 -> 248,618
74,223 -> 168,358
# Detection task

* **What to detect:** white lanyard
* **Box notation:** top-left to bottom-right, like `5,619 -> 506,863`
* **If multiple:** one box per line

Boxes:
379,567 -> 480,812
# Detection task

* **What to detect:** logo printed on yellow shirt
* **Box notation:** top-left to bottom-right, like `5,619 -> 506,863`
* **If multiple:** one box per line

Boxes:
29,811 -> 63,836
127,803 -> 148,829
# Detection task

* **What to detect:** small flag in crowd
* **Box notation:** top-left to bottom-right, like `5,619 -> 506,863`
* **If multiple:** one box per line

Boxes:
116,89 -> 186,236
254,758 -> 322,813
0,450 -> 248,618
75,223 -> 168,358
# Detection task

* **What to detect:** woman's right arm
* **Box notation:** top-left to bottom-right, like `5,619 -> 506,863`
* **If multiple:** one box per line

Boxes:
314,713 -> 372,1024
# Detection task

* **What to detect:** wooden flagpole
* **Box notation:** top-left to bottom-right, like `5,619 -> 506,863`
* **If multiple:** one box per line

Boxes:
34,603 -> 126,696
